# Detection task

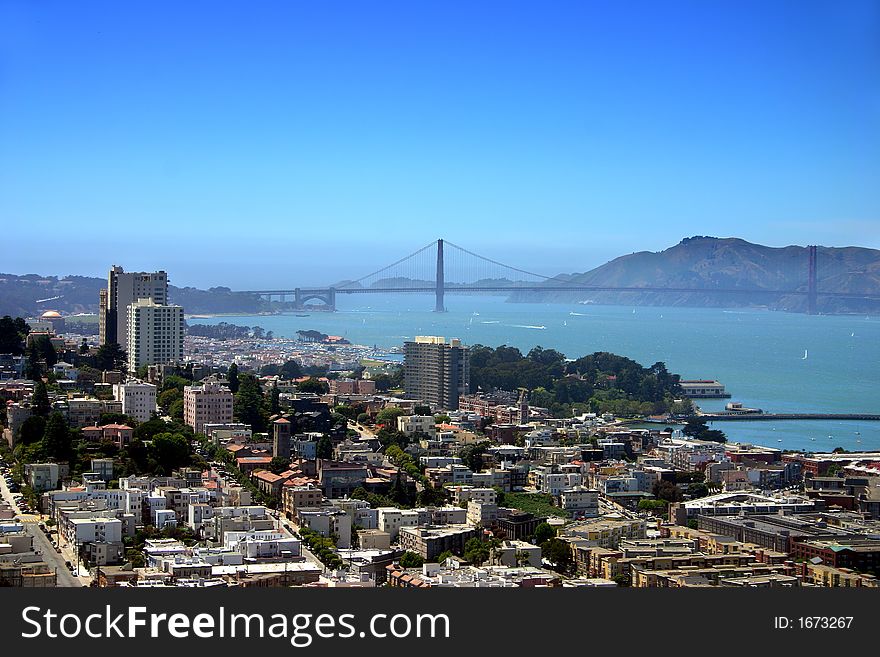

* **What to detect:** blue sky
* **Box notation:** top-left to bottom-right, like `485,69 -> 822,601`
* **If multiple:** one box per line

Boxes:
1,0 -> 878,288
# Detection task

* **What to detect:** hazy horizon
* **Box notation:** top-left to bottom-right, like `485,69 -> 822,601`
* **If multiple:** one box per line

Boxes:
2,1 -> 878,289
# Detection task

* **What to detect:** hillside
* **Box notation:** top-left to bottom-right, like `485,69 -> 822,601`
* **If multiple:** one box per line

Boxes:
509,237 -> 880,314
0,274 -> 281,318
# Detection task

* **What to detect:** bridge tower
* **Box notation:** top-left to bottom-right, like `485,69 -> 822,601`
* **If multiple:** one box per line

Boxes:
435,238 -> 446,312
807,245 -> 817,315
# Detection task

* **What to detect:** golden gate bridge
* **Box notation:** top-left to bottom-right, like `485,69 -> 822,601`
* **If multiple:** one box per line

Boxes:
238,239 -> 877,314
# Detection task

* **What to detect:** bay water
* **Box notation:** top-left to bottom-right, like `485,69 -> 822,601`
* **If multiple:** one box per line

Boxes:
188,294 -> 880,453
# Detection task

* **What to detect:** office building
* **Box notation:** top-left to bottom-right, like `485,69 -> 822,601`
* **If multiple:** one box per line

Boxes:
403,336 -> 469,411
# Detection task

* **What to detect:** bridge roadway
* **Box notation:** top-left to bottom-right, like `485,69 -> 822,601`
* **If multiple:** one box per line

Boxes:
242,285 -> 880,300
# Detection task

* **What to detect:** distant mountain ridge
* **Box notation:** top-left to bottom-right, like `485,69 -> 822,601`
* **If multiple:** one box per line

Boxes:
0,274 -> 277,318
510,236 -> 880,313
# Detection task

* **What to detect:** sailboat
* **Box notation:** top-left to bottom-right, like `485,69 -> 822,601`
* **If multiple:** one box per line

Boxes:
802,349 -> 808,360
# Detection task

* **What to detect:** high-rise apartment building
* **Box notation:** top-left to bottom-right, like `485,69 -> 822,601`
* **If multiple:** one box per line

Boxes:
101,266 -> 168,346
184,381 -> 234,433
125,298 -> 184,374
403,336 -> 470,411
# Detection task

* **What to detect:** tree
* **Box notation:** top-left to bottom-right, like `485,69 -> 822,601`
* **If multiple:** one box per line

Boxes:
79,338 -> 90,355
227,363 -> 240,393
169,399 -> 184,420
399,551 -> 424,568
533,522 -> 556,545
376,406 -> 406,427
463,538 -> 491,566
458,441 -> 489,472
297,377 -> 328,394
687,483 -> 709,499
19,415 -> 46,446
682,417 -> 727,443
134,417 -> 169,442
612,573 -> 631,587
413,405 -> 432,416
280,360 -> 303,380
0,316 -> 29,355
417,485 -> 449,507
269,385 -> 281,414
436,550 -> 455,564
652,480 -> 683,503
316,435 -> 334,460
541,538 -> 573,574
32,381 -> 51,417
269,456 -> 291,474
149,433 -> 192,471
95,343 -> 127,371
234,374 -> 267,432
158,387 -> 183,411
34,335 -> 57,368
371,373 -> 395,392
24,341 -> 42,380
42,412 -> 72,461
638,499 -> 668,513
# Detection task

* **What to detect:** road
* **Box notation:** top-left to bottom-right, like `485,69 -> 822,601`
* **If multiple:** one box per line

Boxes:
267,508 -> 328,572
348,421 -> 376,440
0,468 -> 81,587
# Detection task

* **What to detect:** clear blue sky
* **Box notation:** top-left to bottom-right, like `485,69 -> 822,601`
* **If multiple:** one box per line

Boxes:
1,0 -> 878,288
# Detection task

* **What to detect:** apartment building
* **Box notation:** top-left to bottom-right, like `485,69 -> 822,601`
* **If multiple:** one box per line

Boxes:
126,298 -> 184,373
101,267 -> 168,346
398,525 -> 478,562
403,336 -> 469,411
183,381 -> 234,433
113,380 -> 158,422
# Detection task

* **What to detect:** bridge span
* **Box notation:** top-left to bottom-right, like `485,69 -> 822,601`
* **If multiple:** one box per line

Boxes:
237,239 -> 880,313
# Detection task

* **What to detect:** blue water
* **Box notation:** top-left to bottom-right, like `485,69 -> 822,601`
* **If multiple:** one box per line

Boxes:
189,295 -> 880,453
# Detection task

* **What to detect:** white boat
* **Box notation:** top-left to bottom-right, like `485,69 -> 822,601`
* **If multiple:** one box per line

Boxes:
802,349 -> 808,360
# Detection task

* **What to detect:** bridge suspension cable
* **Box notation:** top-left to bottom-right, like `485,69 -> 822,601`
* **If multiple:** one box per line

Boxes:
444,239 -> 578,285
334,240 -> 438,289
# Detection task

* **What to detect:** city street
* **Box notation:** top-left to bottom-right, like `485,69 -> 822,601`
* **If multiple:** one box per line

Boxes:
267,508 -> 327,572
0,467 -> 81,587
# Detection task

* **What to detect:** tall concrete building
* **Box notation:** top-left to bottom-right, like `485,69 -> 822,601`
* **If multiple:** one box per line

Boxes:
125,298 -> 184,374
184,381 -> 234,433
100,266 -> 168,346
403,336 -> 470,411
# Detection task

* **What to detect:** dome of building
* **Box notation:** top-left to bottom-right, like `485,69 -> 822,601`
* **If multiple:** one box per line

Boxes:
40,310 -> 62,318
